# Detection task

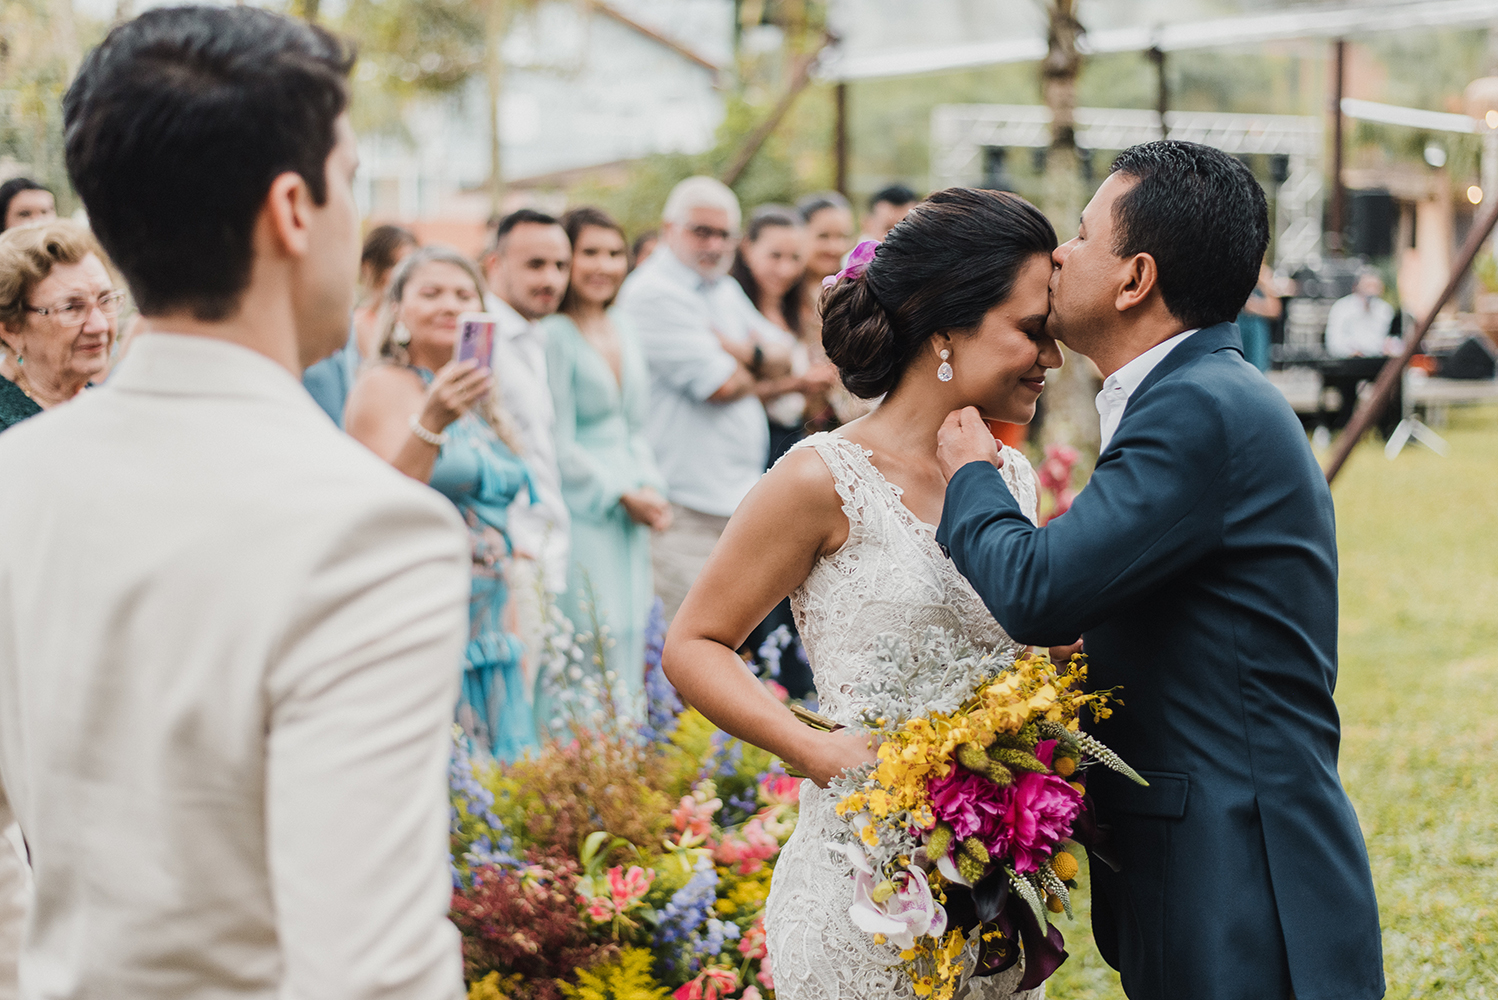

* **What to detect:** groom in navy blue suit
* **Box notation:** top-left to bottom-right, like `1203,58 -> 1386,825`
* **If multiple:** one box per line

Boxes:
935,142 -> 1383,1000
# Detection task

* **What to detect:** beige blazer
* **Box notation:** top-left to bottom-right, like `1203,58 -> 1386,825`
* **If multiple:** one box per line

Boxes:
0,334 -> 470,999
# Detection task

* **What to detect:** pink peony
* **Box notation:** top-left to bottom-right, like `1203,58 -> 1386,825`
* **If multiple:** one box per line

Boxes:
929,765 -> 1005,842
982,740 -> 1083,872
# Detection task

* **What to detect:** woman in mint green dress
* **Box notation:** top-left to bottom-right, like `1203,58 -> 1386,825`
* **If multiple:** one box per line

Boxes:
544,208 -> 670,723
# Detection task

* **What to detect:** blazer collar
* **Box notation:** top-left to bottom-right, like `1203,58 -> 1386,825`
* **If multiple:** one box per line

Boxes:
107,333 -> 323,414
1128,321 -> 1243,402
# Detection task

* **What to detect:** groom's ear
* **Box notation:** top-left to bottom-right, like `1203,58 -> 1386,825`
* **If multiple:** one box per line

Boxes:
1114,252 -> 1160,313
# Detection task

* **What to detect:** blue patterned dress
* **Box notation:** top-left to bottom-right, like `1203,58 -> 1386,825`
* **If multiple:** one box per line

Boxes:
418,369 -> 539,761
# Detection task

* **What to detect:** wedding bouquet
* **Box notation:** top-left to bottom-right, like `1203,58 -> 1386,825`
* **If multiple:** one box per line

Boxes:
798,629 -> 1145,1000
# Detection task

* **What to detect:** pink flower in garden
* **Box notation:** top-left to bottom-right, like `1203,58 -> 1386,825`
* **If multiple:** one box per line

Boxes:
607,865 -> 654,910
671,789 -> 721,843
673,966 -> 739,1000
742,988 -> 763,1000
983,740 -> 1083,872
738,916 -> 768,960
757,953 -> 774,990
584,896 -> 615,923
763,679 -> 790,702
929,765 -> 1004,843
759,772 -> 801,807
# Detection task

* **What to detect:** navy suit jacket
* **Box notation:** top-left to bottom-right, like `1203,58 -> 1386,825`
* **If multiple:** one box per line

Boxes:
936,324 -> 1383,1000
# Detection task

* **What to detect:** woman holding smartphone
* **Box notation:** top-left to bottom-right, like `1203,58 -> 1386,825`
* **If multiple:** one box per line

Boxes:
345,245 -> 539,761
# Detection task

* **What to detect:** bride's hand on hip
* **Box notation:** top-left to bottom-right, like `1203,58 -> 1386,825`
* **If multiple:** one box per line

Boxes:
936,407 -> 1004,481
795,727 -> 879,789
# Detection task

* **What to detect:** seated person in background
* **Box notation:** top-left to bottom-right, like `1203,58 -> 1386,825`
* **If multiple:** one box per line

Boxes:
616,176 -> 791,621
302,222 -> 417,425
345,246 -> 539,761
1325,268 -> 1398,358
859,183 -> 918,243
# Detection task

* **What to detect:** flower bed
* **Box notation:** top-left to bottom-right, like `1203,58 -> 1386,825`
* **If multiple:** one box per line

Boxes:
449,607 -> 797,1000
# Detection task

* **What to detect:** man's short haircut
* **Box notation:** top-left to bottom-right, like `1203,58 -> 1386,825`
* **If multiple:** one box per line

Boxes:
1108,140 -> 1270,330
868,184 -> 918,212
62,6 -> 355,321
662,176 -> 741,232
796,190 -> 851,224
0,178 -> 53,232
487,208 -> 561,257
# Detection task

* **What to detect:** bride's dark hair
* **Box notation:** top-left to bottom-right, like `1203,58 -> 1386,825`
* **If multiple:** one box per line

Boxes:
820,188 -> 1057,399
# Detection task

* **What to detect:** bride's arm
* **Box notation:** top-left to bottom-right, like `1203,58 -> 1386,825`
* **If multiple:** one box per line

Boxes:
664,449 -> 877,787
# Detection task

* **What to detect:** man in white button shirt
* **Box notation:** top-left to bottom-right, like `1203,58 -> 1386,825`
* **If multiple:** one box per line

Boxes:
1324,269 -> 1397,359
0,8 -> 469,998
616,177 -> 791,619
482,209 -> 573,596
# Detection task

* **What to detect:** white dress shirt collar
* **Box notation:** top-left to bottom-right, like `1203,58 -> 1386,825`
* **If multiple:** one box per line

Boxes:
1096,328 -> 1198,452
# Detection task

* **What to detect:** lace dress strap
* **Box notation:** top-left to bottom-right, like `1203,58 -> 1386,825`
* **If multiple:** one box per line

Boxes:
780,432 -> 882,547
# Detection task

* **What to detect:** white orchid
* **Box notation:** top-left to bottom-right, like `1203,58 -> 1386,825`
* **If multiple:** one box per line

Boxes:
834,843 -> 948,951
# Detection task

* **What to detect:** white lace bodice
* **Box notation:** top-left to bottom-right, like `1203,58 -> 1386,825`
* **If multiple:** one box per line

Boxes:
765,432 -> 1043,1000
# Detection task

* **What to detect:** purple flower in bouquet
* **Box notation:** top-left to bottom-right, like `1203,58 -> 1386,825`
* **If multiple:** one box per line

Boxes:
929,764 -> 1004,842
985,740 -> 1083,872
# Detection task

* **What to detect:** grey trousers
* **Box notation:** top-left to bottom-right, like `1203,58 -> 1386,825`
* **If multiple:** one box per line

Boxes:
651,503 -> 731,622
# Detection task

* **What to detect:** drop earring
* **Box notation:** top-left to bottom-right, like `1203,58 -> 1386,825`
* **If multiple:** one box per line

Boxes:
937,349 -> 953,382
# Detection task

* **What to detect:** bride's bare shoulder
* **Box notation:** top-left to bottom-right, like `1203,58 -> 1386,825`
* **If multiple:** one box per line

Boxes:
738,441 -> 850,554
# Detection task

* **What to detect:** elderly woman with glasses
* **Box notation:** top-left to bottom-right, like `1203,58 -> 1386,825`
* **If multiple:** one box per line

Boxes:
0,221 -> 123,431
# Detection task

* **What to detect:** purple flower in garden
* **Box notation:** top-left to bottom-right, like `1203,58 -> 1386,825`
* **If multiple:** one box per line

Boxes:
929,765 -> 1004,842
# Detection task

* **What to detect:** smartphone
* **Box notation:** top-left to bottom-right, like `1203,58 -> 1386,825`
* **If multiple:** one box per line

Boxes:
455,312 -> 497,368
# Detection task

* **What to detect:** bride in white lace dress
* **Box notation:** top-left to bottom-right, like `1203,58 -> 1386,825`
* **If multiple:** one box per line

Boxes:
662,188 -> 1065,1000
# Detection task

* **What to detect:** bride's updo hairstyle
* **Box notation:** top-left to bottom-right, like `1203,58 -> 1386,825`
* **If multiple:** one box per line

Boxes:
820,187 -> 1056,399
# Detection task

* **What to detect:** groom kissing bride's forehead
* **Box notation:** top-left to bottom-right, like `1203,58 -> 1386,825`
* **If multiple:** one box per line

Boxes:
936,140 -> 1386,1000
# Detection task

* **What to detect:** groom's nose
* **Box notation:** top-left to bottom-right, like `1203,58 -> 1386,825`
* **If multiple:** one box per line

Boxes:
1053,239 -> 1075,266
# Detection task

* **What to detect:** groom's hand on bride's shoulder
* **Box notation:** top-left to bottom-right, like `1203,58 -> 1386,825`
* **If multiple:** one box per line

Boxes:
936,407 -> 1004,481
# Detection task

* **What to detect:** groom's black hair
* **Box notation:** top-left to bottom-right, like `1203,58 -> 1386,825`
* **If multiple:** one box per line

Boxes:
1108,141 -> 1269,330
63,6 -> 355,321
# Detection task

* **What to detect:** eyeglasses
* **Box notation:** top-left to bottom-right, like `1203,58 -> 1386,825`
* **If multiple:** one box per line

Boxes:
24,290 -> 128,328
687,225 -> 737,242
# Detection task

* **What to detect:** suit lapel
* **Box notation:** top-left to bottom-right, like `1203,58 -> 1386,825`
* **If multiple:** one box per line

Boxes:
1129,322 -> 1243,403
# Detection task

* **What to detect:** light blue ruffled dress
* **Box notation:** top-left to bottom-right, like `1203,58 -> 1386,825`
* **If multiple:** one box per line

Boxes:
418,368 -> 539,761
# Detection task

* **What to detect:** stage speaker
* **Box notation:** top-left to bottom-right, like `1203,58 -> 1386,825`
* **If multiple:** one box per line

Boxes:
1348,190 -> 1395,257
1437,336 -> 1497,380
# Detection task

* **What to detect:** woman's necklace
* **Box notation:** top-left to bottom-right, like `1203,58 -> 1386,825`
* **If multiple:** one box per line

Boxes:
11,365 -> 41,405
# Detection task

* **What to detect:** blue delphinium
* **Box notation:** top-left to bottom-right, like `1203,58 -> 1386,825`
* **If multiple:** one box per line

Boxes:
641,598 -> 682,743
653,859 -> 720,972
449,728 -> 518,886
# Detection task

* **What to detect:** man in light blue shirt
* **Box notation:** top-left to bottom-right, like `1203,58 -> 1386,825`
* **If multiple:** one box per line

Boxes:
616,176 -> 790,619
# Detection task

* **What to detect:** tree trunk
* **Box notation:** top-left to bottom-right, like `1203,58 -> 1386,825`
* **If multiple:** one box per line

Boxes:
1038,0 -> 1102,458
484,0 -> 507,216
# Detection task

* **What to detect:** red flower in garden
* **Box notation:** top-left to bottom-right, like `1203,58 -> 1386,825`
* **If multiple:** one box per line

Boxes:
672,966 -> 739,1000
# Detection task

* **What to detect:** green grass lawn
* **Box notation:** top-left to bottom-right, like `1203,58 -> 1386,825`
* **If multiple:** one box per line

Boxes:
1048,405 -> 1498,1000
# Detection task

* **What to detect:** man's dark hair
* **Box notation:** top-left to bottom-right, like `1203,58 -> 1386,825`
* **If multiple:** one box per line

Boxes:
62,6 -> 355,320
868,184 -> 918,212
0,178 -> 53,232
489,208 -> 560,255
1108,140 -> 1270,330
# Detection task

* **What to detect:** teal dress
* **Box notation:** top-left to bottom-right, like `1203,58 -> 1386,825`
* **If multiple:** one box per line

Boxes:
419,369 -> 539,761
542,312 -> 665,722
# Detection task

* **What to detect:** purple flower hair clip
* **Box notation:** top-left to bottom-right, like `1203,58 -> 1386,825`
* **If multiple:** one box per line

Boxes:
822,239 -> 880,290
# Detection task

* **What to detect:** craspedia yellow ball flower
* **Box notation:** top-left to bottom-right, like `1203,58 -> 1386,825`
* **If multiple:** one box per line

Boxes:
1052,756 -> 1076,778
1050,851 -> 1079,881
1046,894 -> 1065,914
1068,781 -> 1086,795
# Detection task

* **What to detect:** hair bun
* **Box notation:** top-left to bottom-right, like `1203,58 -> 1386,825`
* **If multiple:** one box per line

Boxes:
820,276 -> 900,399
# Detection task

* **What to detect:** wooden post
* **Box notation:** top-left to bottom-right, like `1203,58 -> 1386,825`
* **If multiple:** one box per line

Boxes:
1329,38 -> 1346,253
834,81 -> 848,196
1147,46 -> 1168,138
1324,195 -> 1498,482
721,38 -> 828,187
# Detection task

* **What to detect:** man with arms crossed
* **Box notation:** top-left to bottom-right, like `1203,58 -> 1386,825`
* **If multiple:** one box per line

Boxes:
0,8 -> 468,998
935,142 -> 1383,1000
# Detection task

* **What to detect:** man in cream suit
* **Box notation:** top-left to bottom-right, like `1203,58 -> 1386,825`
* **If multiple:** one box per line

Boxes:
0,8 -> 469,999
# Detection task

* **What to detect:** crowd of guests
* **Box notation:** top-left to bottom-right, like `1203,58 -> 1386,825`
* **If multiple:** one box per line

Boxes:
0,166 -> 920,761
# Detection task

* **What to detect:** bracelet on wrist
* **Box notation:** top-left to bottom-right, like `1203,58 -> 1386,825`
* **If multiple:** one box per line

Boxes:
408,413 -> 449,447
